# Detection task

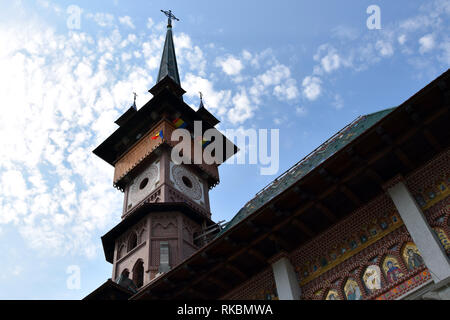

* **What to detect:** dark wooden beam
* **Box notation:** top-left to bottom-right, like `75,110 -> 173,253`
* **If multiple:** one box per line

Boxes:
394,148 -> 415,170
315,203 -> 337,223
188,288 -> 208,300
248,248 -> 267,263
173,228 -> 273,299
183,264 -> 196,276
268,234 -> 292,251
225,263 -> 248,281
340,185 -> 362,207
207,276 -> 231,291
365,168 -> 384,186
291,219 -> 315,237
319,168 -> 339,184
246,220 -> 271,234
423,128 -> 442,151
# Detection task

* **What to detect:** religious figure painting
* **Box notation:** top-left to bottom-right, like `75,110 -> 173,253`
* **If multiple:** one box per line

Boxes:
415,194 -> 427,207
325,289 -> 340,300
344,278 -> 362,300
382,256 -> 404,283
402,243 -> 424,271
362,265 -> 382,294
438,181 -> 447,192
434,228 -> 450,252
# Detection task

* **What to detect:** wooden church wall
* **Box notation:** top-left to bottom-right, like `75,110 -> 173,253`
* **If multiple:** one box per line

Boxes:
219,149 -> 449,300
293,148 -> 449,300
221,266 -> 278,300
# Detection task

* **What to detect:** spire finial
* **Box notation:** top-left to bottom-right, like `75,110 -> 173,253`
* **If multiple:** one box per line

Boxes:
199,91 -> 205,109
160,9 -> 179,27
132,92 -> 137,109
156,9 -> 181,85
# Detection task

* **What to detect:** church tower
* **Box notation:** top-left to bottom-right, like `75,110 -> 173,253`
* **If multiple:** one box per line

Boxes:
92,11 -> 237,291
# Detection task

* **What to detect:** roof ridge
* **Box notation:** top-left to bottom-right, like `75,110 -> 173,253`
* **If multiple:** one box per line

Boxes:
217,106 -> 397,237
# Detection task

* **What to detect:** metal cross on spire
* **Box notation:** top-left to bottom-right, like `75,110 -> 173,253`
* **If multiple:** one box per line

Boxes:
161,9 -> 179,27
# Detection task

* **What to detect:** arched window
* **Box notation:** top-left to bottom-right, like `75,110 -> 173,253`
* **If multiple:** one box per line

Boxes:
138,229 -> 146,244
132,260 -> 144,288
128,232 -> 138,252
117,244 -> 125,260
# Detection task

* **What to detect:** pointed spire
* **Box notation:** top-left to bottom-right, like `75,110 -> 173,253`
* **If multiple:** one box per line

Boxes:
132,92 -> 137,110
157,10 -> 181,85
199,91 -> 205,109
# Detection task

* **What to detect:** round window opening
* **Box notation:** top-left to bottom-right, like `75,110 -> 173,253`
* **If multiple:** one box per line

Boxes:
139,178 -> 149,190
182,176 -> 193,188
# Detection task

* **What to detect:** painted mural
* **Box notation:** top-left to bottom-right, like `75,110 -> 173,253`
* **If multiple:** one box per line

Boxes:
292,155 -> 450,300
363,265 -> 382,294
402,243 -> 424,271
297,211 -> 402,285
325,289 -> 340,300
382,256 -> 404,284
252,284 -> 279,300
414,178 -> 449,210
344,278 -> 362,300
376,270 -> 431,300
434,227 -> 450,255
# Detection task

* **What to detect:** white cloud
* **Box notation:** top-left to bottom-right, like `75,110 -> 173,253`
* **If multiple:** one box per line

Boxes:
331,25 -> 359,40
242,50 -> 252,61
0,20 -> 140,258
216,55 -> 243,76
146,17 -> 154,29
332,94 -> 344,110
296,106 -> 308,117
419,34 -> 435,53
183,73 -> 232,117
274,78 -> 299,101
249,63 -> 299,104
313,45 -> 347,75
376,40 -> 394,57
119,16 -> 135,29
86,12 -> 115,27
302,76 -> 322,101
228,89 -> 254,124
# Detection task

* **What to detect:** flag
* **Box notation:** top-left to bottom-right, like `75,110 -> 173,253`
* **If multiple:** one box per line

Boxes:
202,139 -> 211,147
151,130 -> 163,140
173,118 -> 188,129
196,136 -> 211,147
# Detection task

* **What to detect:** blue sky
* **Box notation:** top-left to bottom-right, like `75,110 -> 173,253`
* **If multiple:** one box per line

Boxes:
0,0 -> 448,299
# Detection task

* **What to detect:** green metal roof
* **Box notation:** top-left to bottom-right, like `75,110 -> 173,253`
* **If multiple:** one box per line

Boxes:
217,107 -> 397,237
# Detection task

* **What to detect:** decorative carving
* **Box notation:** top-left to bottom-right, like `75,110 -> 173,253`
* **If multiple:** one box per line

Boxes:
128,164 -> 159,210
171,164 -> 202,200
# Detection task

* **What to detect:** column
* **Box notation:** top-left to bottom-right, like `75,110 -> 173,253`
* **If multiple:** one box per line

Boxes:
387,181 -> 450,284
271,256 -> 301,300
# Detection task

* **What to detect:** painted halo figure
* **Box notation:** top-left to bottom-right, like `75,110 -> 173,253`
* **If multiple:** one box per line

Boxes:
406,248 -> 424,270
386,261 -> 402,283
345,279 -> 362,300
